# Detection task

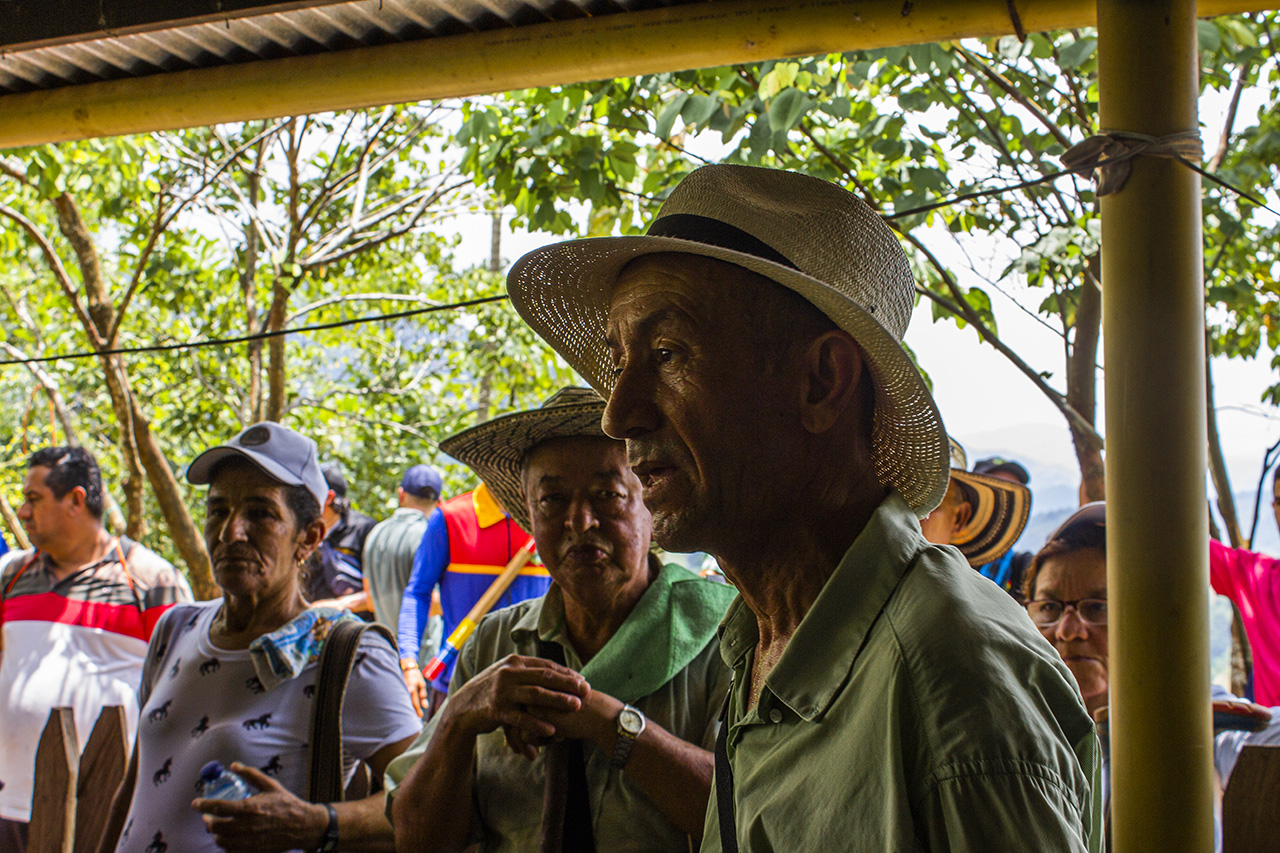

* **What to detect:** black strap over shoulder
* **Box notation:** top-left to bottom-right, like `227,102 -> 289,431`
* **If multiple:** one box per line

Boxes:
715,686 -> 738,853
309,620 -> 396,804
536,639 -> 597,853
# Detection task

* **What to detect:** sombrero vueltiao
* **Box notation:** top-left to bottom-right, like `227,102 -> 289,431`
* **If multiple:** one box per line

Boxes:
947,438 -> 1032,567
507,163 -> 950,517
439,387 -> 609,532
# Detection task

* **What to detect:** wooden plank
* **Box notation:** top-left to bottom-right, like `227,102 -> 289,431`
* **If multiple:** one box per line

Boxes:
1222,745 -> 1280,852
28,707 -> 78,853
73,706 -> 128,853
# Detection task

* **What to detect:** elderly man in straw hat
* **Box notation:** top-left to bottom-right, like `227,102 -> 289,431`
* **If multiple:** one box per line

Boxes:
507,165 -> 1102,851
386,387 -> 737,852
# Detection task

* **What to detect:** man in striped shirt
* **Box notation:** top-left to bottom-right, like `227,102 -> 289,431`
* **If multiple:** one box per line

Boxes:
0,447 -> 192,848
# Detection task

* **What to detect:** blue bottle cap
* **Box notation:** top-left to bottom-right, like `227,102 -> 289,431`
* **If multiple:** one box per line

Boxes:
199,761 -> 226,782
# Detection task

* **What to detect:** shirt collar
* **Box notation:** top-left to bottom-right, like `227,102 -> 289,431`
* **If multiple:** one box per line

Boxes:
34,535 -> 129,575
719,491 -> 925,722
509,585 -> 582,666
473,483 -> 509,529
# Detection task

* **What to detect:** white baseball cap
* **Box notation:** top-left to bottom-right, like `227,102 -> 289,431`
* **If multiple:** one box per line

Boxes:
187,422 -> 329,512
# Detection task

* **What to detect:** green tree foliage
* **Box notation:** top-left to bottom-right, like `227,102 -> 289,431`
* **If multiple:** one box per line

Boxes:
0,108 -> 568,589
455,14 -> 1279,504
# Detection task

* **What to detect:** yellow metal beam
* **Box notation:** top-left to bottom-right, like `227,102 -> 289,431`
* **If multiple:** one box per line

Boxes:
0,0 -> 1275,148
1098,1 -> 1213,851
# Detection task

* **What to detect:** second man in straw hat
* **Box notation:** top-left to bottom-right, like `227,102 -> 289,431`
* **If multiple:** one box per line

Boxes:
386,387 -> 737,851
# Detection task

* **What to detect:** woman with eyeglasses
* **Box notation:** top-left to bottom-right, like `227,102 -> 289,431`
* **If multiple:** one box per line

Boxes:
1023,503 -> 1109,721
1023,502 -> 1274,852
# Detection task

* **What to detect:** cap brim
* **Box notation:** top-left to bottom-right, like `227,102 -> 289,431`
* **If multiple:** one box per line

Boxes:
440,401 -> 610,532
508,235 -> 950,518
187,446 -> 308,491
949,470 -> 1032,566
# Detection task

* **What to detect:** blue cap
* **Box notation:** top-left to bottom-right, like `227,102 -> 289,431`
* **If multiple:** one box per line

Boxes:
401,465 -> 443,499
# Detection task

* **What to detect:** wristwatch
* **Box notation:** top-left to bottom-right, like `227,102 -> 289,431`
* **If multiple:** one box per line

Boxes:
610,704 -> 646,769
315,803 -> 339,853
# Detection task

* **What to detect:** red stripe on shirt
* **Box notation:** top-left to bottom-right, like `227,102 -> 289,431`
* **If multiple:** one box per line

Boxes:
0,591 -> 168,641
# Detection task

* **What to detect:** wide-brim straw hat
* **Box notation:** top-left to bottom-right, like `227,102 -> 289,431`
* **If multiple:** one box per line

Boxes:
439,387 -> 608,532
947,439 -> 1032,567
507,163 -> 949,517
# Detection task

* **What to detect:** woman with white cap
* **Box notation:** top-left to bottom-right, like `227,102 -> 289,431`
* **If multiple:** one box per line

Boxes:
101,422 -> 421,853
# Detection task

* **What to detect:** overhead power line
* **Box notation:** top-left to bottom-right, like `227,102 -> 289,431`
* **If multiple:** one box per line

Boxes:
0,294 -> 508,368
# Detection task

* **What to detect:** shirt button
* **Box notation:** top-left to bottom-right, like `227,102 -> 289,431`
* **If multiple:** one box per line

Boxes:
769,708 -> 783,724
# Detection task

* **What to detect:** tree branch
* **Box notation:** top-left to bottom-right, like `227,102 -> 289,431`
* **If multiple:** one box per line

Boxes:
0,203 -> 101,345
1208,58 -> 1252,172
107,200 -> 167,347
910,244 -> 1103,449
0,342 -> 81,446
953,45 -> 1074,149
286,292 -> 441,324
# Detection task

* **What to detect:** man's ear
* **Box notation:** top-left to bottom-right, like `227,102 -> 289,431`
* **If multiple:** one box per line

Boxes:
952,499 -> 974,536
66,485 -> 88,515
798,330 -> 865,435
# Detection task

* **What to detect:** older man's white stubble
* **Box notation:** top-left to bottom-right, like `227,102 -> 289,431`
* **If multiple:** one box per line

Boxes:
602,253 -> 886,704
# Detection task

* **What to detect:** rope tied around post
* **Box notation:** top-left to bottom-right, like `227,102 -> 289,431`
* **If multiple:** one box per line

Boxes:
1060,130 -> 1204,196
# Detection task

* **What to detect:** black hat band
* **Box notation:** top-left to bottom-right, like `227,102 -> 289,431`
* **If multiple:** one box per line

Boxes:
646,213 -> 798,271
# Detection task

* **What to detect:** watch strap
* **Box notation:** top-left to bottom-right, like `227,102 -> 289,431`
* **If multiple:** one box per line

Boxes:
316,803 -> 339,853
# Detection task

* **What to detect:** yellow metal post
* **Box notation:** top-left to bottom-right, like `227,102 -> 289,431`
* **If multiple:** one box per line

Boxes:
1098,1 -> 1213,851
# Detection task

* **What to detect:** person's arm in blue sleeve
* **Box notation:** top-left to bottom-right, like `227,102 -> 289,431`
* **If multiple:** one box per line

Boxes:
397,507 -> 449,717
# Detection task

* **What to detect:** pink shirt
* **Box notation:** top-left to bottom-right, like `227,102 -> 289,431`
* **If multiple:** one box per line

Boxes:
1211,539 -> 1280,705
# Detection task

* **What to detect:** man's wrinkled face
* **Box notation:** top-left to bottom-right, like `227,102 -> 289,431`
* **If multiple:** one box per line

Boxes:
602,253 -> 796,554
18,465 -> 77,550
523,436 -> 652,592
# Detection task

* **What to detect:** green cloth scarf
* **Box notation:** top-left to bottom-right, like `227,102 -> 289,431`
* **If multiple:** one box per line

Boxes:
573,563 -> 738,705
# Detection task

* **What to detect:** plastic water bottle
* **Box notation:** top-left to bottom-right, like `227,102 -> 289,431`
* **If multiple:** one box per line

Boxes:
198,761 -> 253,800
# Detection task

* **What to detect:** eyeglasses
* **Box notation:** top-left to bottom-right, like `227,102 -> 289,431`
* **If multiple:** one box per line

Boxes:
1026,598 -> 1108,627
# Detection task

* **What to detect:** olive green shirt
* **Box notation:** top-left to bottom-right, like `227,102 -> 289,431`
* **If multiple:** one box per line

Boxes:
702,492 -> 1103,853
385,565 -> 735,852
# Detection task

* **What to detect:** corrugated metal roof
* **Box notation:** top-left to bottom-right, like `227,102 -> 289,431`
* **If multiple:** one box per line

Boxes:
0,0 -> 679,97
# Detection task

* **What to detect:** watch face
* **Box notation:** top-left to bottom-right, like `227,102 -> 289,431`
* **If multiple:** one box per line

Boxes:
619,706 -> 644,736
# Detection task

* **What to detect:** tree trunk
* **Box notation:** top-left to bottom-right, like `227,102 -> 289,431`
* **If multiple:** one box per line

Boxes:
1207,329 -> 1245,548
51,190 -> 212,593
474,209 -> 502,424
1066,255 -> 1105,503
1205,328 -> 1255,696
242,142 -> 265,424
264,278 -> 290,422
125,389 -> 217,599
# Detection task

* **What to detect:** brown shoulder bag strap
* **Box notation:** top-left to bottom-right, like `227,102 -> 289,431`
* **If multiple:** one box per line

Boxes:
308,619 -> 397,804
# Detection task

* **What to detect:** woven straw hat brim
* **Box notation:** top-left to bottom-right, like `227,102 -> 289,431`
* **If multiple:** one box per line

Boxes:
439,401 -> 609,533
509,234 -> 950,518
949,469 -> 1032,567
